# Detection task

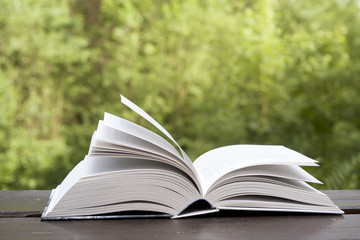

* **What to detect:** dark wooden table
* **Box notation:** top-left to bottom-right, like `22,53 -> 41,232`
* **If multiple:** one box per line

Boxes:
1,190 -> 359,240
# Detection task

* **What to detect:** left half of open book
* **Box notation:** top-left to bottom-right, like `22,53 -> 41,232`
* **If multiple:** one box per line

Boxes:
42,108 -> 209,220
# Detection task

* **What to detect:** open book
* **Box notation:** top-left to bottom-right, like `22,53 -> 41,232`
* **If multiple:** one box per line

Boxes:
41,95 -> 343,220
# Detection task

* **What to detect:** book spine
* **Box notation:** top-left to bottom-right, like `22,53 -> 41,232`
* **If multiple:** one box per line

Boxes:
175,198 -> 215,216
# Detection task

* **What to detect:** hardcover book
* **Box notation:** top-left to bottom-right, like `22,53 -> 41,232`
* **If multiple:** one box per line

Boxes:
41,95 -> 343,220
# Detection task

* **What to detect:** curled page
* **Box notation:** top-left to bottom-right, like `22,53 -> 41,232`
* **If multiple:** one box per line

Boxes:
194,145 -> 319,194
120,95 -> 192,164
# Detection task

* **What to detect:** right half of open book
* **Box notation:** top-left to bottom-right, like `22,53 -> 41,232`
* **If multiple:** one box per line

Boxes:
191,144 -> 343,217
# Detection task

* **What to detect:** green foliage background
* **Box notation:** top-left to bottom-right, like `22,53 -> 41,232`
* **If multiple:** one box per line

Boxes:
1,0 -> 359,190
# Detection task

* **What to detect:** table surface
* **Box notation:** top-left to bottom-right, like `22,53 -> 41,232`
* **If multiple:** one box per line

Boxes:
0,190 -> 360,240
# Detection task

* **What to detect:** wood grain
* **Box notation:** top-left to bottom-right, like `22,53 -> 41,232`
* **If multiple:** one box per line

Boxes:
1,190 -> 359,240
1,214 -> 359,240
1,190 -> 359,217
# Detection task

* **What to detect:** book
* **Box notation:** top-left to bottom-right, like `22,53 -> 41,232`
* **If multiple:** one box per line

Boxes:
41,95 -> 343,220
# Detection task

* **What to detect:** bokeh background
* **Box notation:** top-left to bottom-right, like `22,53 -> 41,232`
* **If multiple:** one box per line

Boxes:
1,0 -> 359,190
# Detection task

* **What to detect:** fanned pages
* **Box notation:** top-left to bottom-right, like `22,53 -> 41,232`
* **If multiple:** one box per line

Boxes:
41,95 -> 343,220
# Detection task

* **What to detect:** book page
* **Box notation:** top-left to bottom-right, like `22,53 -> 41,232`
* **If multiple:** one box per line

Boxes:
90,121 -> 200,187
120,95 -> 192,164
46,156 -> 201,216
103,112 -> 182,160
45,156 -> 203,217
120,95 -> 203,193
205,165 -> 322,194
46,159 -> 88,214
95,120 -> 182,163
193,145 -> 319,194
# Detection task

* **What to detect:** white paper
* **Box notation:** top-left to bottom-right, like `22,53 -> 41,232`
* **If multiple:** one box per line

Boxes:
120,95 -> 192,164
193,145 -> 319,194
103,112 -> 182,160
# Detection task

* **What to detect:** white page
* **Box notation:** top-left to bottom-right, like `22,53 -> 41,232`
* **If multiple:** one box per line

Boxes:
46,156 -> 198,216
46,159 -> 88,213
210,165 -> 322,187
103,112 -> 183,161
93,121 -> 198,179
82,156 -> 191,179
46,157 -> 203,217
172,208 -> 219,219
120,95 -> 203,193
218,206 -> 343,214
96,120 -> 181,161
120,95 -> 192,164
193,145 -> 318,194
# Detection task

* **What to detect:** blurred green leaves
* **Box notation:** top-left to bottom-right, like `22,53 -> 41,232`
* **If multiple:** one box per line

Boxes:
0,0 -> 359,189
